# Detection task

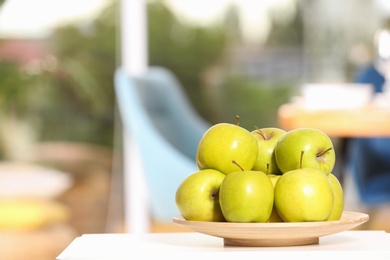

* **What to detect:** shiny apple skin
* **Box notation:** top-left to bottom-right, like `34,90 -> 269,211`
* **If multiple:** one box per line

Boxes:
251,127 -> 286,175
274,168 -> 334,222
175,169 -> 226,222
196,123 -> 258,174
219,170 -> 274,223
275,128 -> 335,175
327,173 -> 344,221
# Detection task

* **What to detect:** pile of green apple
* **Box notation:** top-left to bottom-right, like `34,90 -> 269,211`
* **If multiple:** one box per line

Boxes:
175,120 -> 344,223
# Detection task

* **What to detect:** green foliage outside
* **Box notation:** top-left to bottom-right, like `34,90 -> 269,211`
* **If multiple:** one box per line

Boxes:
0,0 -> 303,156
39,4 -> 118,145
214,75 -> 294,131
0,60 -> 32,116
147,1 -> 228,116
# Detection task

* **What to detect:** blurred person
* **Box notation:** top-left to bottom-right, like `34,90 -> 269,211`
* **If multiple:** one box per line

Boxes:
347,25 -> 390,205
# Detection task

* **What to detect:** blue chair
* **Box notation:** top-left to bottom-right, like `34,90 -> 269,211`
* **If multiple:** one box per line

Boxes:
347,64 -> 390,204
114,66 -> 210,222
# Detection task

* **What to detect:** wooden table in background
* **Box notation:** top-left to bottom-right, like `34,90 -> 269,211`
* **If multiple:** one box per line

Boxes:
278,103 -> 390,137
277,103 -> 390,185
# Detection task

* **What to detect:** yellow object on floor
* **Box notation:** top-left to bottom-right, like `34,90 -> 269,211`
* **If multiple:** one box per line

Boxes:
0,199 -> 70,231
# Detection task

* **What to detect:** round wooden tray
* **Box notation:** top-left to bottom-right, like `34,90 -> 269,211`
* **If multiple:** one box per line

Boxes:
173,211 -> 369,247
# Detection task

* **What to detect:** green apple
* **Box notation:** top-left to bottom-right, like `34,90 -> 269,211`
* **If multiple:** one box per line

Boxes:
175,169 -> 226,222
327,173 -> 344,221
251,127 -> 286,175
267,174 -> 284,222
196,123 -> 258,174
219,167 -> 274,223
275,128 -> 335,175
274,168 -> 334,222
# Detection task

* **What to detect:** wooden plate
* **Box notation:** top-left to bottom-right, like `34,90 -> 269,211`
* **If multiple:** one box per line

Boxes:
173,211 -> 369,247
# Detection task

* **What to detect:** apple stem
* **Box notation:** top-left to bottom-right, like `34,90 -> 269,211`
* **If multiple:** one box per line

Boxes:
254,125 -> 267,140
317,147 -> 333,157
266,163 -> 270,174
232,160 -> 244,171
235,115 -> 240,126
300,151 -> 304,169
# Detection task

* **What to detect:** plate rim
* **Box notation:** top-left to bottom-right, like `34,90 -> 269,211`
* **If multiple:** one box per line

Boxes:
173,211 -> 368,228
172,211 -> 369,243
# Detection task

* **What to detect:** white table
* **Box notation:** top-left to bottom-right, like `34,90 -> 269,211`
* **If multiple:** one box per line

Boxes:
57,231 -> 390,259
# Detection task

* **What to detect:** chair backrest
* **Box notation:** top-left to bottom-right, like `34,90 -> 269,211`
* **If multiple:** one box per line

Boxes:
136,67 -> 210,160
114,67 -> 210,221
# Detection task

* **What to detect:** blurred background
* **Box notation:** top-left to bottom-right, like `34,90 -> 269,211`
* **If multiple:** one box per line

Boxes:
0,0 -> 390,258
